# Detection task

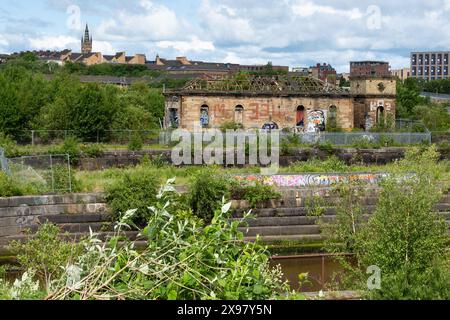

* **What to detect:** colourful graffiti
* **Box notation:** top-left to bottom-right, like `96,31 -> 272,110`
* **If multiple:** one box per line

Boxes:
307,110 -> 326,133
233,173 -> 389,188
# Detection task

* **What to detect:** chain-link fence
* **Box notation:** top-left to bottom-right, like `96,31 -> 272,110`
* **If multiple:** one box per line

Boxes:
2,153 -> 73,194
291,132 -> 432,145
6,129 -> 435,148
12,130 -> 166,146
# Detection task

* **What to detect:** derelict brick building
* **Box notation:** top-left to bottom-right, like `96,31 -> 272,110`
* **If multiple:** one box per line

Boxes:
164,75 -> 396,132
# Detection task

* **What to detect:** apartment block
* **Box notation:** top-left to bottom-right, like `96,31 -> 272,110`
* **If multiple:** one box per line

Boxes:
411,51 -> 450,81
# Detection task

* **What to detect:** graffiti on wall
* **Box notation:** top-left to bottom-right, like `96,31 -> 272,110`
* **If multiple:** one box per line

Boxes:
208,103 -> 284,122
233,173 -> 389,188
370,100 -> 392,112
306,110 -> 326,133
200,107 -> 209,127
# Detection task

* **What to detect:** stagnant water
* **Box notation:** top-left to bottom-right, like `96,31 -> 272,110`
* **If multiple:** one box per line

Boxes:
2,254 -> 347,293
271,254 -> 348,292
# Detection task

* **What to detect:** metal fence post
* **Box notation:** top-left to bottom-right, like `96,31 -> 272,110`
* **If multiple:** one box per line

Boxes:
67,154 -> 72,193
49,154 -> 55,193
31,130 -> 35,146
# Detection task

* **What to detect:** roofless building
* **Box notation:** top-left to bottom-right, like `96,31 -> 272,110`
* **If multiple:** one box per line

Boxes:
164,75 -> 396,132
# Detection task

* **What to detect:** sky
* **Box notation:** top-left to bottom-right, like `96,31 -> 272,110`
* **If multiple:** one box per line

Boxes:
0,0 -> 450,72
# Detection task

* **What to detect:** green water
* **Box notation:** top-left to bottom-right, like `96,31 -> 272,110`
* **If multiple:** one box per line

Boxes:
272,255 -> 347,292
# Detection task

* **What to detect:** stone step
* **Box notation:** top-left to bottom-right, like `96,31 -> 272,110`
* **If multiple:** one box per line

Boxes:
37,213 -> 112,224
235,212 -> 450,227
0,230 -> 141,247
0,203 -> 109,218
28,222 -> 114,234
236,216 -> 319,227
236,203 -> 450,218
236,207 -> 372,218
238,225 -> 320,237
0,193 -> 106,208
243,234 -> 324,243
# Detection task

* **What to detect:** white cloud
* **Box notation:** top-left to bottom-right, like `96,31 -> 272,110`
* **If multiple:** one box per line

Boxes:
198,0 -> 256,44
0,34 -> 8,47
156,37 -> 215,54
93,41 -> 116,55
29,35 -> 78,50
445,0 -> 450,10
292,1 -> 363,19
96,0 -> 183,42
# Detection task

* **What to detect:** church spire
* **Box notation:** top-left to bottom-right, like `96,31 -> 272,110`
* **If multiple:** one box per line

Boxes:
81,23 -> 93,54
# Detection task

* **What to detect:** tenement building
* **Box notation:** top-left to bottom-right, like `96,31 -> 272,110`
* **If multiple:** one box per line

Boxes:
164,75 -> 396,132
350,61 -> 391,77
410,51 -> 449,81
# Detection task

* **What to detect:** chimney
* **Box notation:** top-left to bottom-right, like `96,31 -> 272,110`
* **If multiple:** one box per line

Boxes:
176,56 -> 191,65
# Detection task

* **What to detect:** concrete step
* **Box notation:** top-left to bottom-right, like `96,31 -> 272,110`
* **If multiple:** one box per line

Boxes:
238,225 -> 320,237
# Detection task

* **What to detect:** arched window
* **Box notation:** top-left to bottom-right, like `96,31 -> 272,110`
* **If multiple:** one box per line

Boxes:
200,105 -> 209,128
235,105 -> 244,124
296,106 -> 305,127
329,105 -> 337,129
376,106 -> 385,124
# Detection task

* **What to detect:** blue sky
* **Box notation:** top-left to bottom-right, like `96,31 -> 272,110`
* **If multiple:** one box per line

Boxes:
1,0 -> 450,72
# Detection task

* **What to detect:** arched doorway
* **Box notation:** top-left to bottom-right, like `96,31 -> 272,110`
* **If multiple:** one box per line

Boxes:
376,106 -> 384,124
328,105 -> 337,130
296,106 -> 305,128
234,105 -> 244,125
200,105 -> 209,128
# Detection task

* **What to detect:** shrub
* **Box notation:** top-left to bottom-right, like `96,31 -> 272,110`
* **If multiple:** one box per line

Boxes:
80,143 -> 105,158
128,133 -> 143,151
314,141 -> 333,154
0,133 -> 20,158
106,168 -> 161,226
50,136 -> 81,165
230,181 -> 281,208
321,146 -> 450,299
187,169 -> 230,222
8,223 -> 83,291
359,174 -> 449,300
0,172 -> 24,197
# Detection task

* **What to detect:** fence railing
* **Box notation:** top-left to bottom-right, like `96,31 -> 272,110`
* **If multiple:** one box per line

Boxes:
5,129 -> 434,147
291,132 -> 432,146
12,130 -> 166,146
1,153 -> 73,194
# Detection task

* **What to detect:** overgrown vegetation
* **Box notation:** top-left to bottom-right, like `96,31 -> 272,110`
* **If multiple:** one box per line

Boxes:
187,169 -> 231,222
0,61 -> 167,142
106,168 -> 161,226
319,146 -> 450,300
8,224 -> 83,291
2,180 -> 303,300
397,78 -> 450,132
